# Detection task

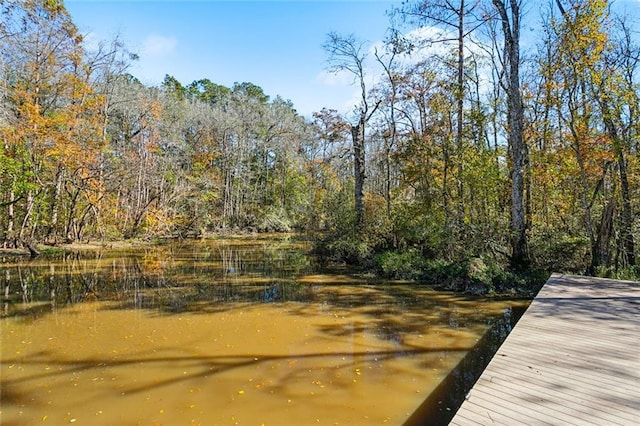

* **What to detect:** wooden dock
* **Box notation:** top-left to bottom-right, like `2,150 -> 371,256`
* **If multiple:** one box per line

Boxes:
450,273 -> 639,425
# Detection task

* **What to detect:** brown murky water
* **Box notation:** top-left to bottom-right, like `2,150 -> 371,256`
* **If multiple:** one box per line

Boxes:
1,236 -> 524,425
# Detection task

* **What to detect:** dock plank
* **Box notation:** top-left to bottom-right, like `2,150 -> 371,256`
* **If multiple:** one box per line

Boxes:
450,273 -> 639,425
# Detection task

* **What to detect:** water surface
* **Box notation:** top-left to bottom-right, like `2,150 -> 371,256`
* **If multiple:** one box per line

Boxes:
1,236 -> 524,425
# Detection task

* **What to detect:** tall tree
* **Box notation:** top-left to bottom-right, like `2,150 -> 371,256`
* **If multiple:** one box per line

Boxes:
396,0 -> 484,230
604,17 -> 638,267
323,32 -> 381,230
551,0 -> 637,270
1,0 -> 106,244
491,0 -> 529,269
373,33 -> 402,218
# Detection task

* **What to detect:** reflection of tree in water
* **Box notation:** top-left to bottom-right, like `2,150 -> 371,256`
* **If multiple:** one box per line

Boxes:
1,237 -> 315,313
2,238 -> 526,423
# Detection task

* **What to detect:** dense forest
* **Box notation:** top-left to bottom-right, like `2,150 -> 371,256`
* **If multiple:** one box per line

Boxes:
1,0 -> 638,292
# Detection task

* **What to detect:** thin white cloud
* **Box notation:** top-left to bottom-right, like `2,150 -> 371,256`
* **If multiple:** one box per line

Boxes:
140,34 -> 177,57
313,24 -> 489,116
401,26 -> 458,63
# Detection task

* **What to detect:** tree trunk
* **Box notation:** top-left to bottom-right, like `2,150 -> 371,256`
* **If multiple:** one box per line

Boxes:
593,199 -> 615,271
23,239 -> 40,258
323,33 -> 379,235
385,146 -> 392,218
4,187 -> 15,248
19,191 -> 34,242
46,166 -> 64,244
600,101 -> 636,266
455,0 -> 465,229
571,126 -> 598,272
65,188 -> 81,243
443,132 -> 452,259
617,155 -> 636,266
352,120 -> 366,230
493,0 -> 529,269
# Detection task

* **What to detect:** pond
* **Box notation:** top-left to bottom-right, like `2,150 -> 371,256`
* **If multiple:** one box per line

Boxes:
1,235 -> 527,425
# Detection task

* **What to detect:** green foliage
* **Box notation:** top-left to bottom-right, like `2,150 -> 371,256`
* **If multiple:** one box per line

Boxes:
418,256 -> 547,296
1,0 -> 636,295
361,194 -> 393,249
257,207 -> 292,233
529,235 -> 591,274
373,246 -> 548,296
593,265 -> 640,282
280,171 -> 309,228
314,185 -> 362,262
232,82 -> 269,104
320,185 -> 356,238
417,256 -> 497,295
162,75 -> 187,101
322,237 -> 372,264
390,200 -> 446,256
187,78 -> 230,104
374,248 -> 425,279
315,189 -> 394,264
0,146 -> 36,195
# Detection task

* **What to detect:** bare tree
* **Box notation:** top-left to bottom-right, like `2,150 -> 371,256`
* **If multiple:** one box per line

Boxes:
323,32 -> 381,230
374,34 -> 402,218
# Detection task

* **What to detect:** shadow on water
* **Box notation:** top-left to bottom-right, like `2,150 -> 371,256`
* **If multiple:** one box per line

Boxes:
2,236 -> 529,423
1,345 -> 470,398
403,304 -> 528,426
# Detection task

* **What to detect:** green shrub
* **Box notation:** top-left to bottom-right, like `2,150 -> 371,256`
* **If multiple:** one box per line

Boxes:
315,188 -> 395,265
374,249 -> 424,279
257,207 -> 292,232
361,194 -> 393,250
390,200 -> 445,256
418,255 -> 547,296
530,235 -> 590,273
594,265 -> 640,282
322,237 -> 372,264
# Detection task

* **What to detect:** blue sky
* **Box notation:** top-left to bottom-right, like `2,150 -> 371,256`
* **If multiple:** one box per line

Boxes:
66,0 -> 401,117
66,0 -> 640,117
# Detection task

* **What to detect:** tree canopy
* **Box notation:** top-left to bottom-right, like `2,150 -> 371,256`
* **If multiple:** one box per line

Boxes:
1,0 -> 637,286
